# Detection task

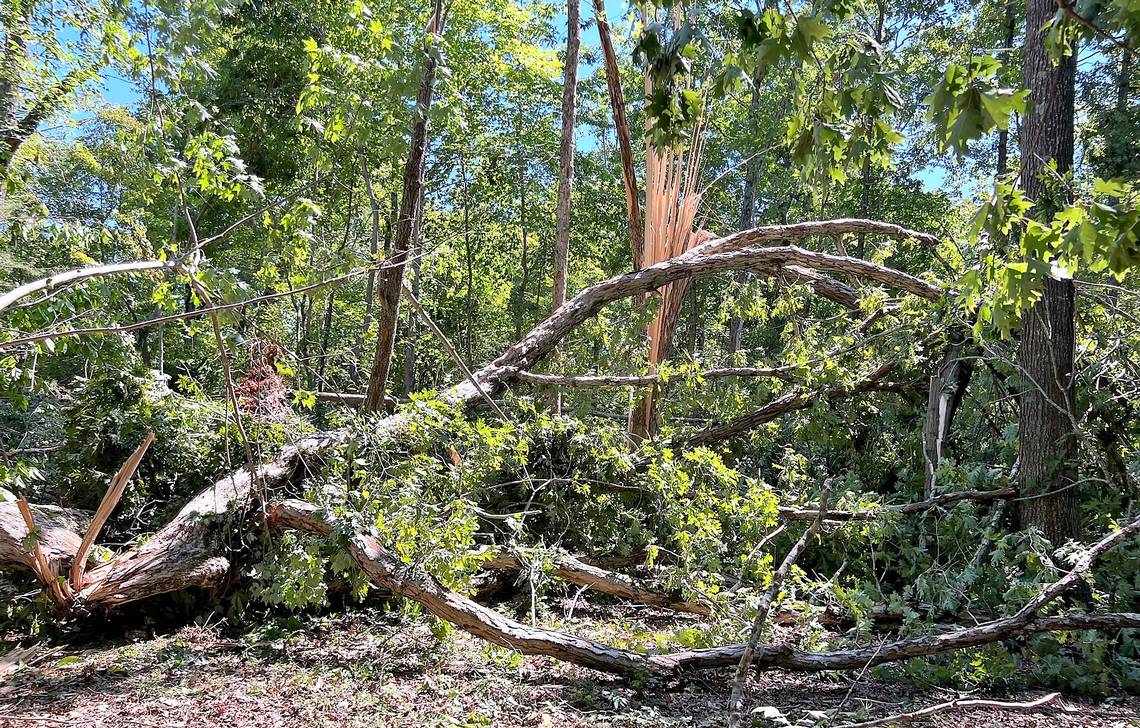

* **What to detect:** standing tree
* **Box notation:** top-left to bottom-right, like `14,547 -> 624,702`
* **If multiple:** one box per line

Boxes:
363,1 -> 447,411
1015,0 -> 1080,543
549,0 -> 581,414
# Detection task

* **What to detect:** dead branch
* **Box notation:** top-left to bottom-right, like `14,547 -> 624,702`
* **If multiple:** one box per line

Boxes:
777,487 -> 1016,522
698,218 -> 941,256
779,265 -> 860,309
677,362 -> 902,450
834,691 -> 1062,728
504,365 -> 798,389
728,481 -> 831,728
484,550 -> 709,615
269,498 -> 1140,678
0,268 -> 377,352
0,260 -> 176,317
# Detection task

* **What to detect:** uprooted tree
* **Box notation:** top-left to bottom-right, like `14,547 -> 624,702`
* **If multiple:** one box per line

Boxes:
3,0 -> 1140,714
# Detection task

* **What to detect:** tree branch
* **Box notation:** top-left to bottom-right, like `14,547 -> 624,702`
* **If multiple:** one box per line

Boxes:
834,692 -> 1062,728
728,481 -> 831,728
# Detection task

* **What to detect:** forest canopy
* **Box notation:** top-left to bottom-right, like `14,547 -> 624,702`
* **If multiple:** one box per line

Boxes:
1,0 -> 1140,724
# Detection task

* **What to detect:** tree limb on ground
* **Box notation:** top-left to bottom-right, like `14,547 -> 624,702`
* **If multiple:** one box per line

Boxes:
834,691 -> 1062,728
268,499 -> 1140,677
0,225 -> 946,610
728,481 -> 832,728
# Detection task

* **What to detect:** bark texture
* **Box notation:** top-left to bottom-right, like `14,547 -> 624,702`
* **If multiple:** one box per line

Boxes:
362,4 -> 445,411
1016,0 -> 1080,544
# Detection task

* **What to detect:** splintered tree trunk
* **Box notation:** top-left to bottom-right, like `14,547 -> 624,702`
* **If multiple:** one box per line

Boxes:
922,339 -> 974,497
1016,0 -> 1079,544
549,0 -> 581,414
593,0 -> 643,268
362,2 -> 445,412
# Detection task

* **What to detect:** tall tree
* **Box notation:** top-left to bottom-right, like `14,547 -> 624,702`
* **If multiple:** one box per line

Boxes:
549,0 -> 581,414
996,0 -> 1017,176
727,74 -> 762,356
362,2 -> 446,411
0,0 -> 87,172
1016,0 -> 1080,543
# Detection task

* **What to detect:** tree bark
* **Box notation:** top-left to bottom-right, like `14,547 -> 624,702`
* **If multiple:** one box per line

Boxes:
727,74 -> 762,355
549,0 -> 581,414
362,3 -> 445,411
353,153 -> 384,386
460,156 -> 475,362
593,0 -> 644,267
996,0 -> 1017,176
403,241 -> 423,396
1016,0 -> 1080,544
922,338 -> 974,497
514,102 -> 530,341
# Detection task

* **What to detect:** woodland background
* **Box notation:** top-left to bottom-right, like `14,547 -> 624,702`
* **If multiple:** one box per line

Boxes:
1,0 -> 1139,725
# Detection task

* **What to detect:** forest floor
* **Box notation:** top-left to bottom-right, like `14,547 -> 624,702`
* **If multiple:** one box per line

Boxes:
1,600 -> 1139,728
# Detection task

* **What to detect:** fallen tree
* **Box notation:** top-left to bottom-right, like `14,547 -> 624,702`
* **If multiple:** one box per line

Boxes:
1,224 -> 944,610
268,499 -> 1140,677
12,219 -> 1130,682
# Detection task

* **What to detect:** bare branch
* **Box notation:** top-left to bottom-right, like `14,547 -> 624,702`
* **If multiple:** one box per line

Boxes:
0,260 -> 176,318
777,487 -> 1016,522
834,692 -> 1062,728
728,481 -> 832,728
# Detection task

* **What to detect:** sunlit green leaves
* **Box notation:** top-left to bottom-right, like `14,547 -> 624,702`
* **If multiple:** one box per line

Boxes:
961,178 -> 1140,336
925,56 -> 1028,157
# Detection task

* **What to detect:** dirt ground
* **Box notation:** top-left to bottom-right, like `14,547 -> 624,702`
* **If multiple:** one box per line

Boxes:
1,604 -> 1138,728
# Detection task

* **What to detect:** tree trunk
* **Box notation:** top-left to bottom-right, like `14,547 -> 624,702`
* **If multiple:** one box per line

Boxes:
922,340 -> 974,497
403,242 -> 423,396
727,75 -> 762,356
1016,0 -> 1079,544
593,0 -> 643,268
362,3 -> 445,411
549,0 -> 581,414
514,103 -> 530,341
353,153 -> 383,386
996,0 -> 1016,176
460,156 -> 475,362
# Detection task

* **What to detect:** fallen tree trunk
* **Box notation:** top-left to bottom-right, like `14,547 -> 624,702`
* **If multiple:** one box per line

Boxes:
0,503 -> 88,572
2,223 -> 944,611
269,498 -> 1140,677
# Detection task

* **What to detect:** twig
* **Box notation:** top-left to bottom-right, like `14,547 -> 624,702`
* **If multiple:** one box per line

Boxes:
834,691 -> 1061,728
727,480 -> 833,728
0,267 -> 379,351
1055,0 -> 1137,60
777,487 -> 1016,522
